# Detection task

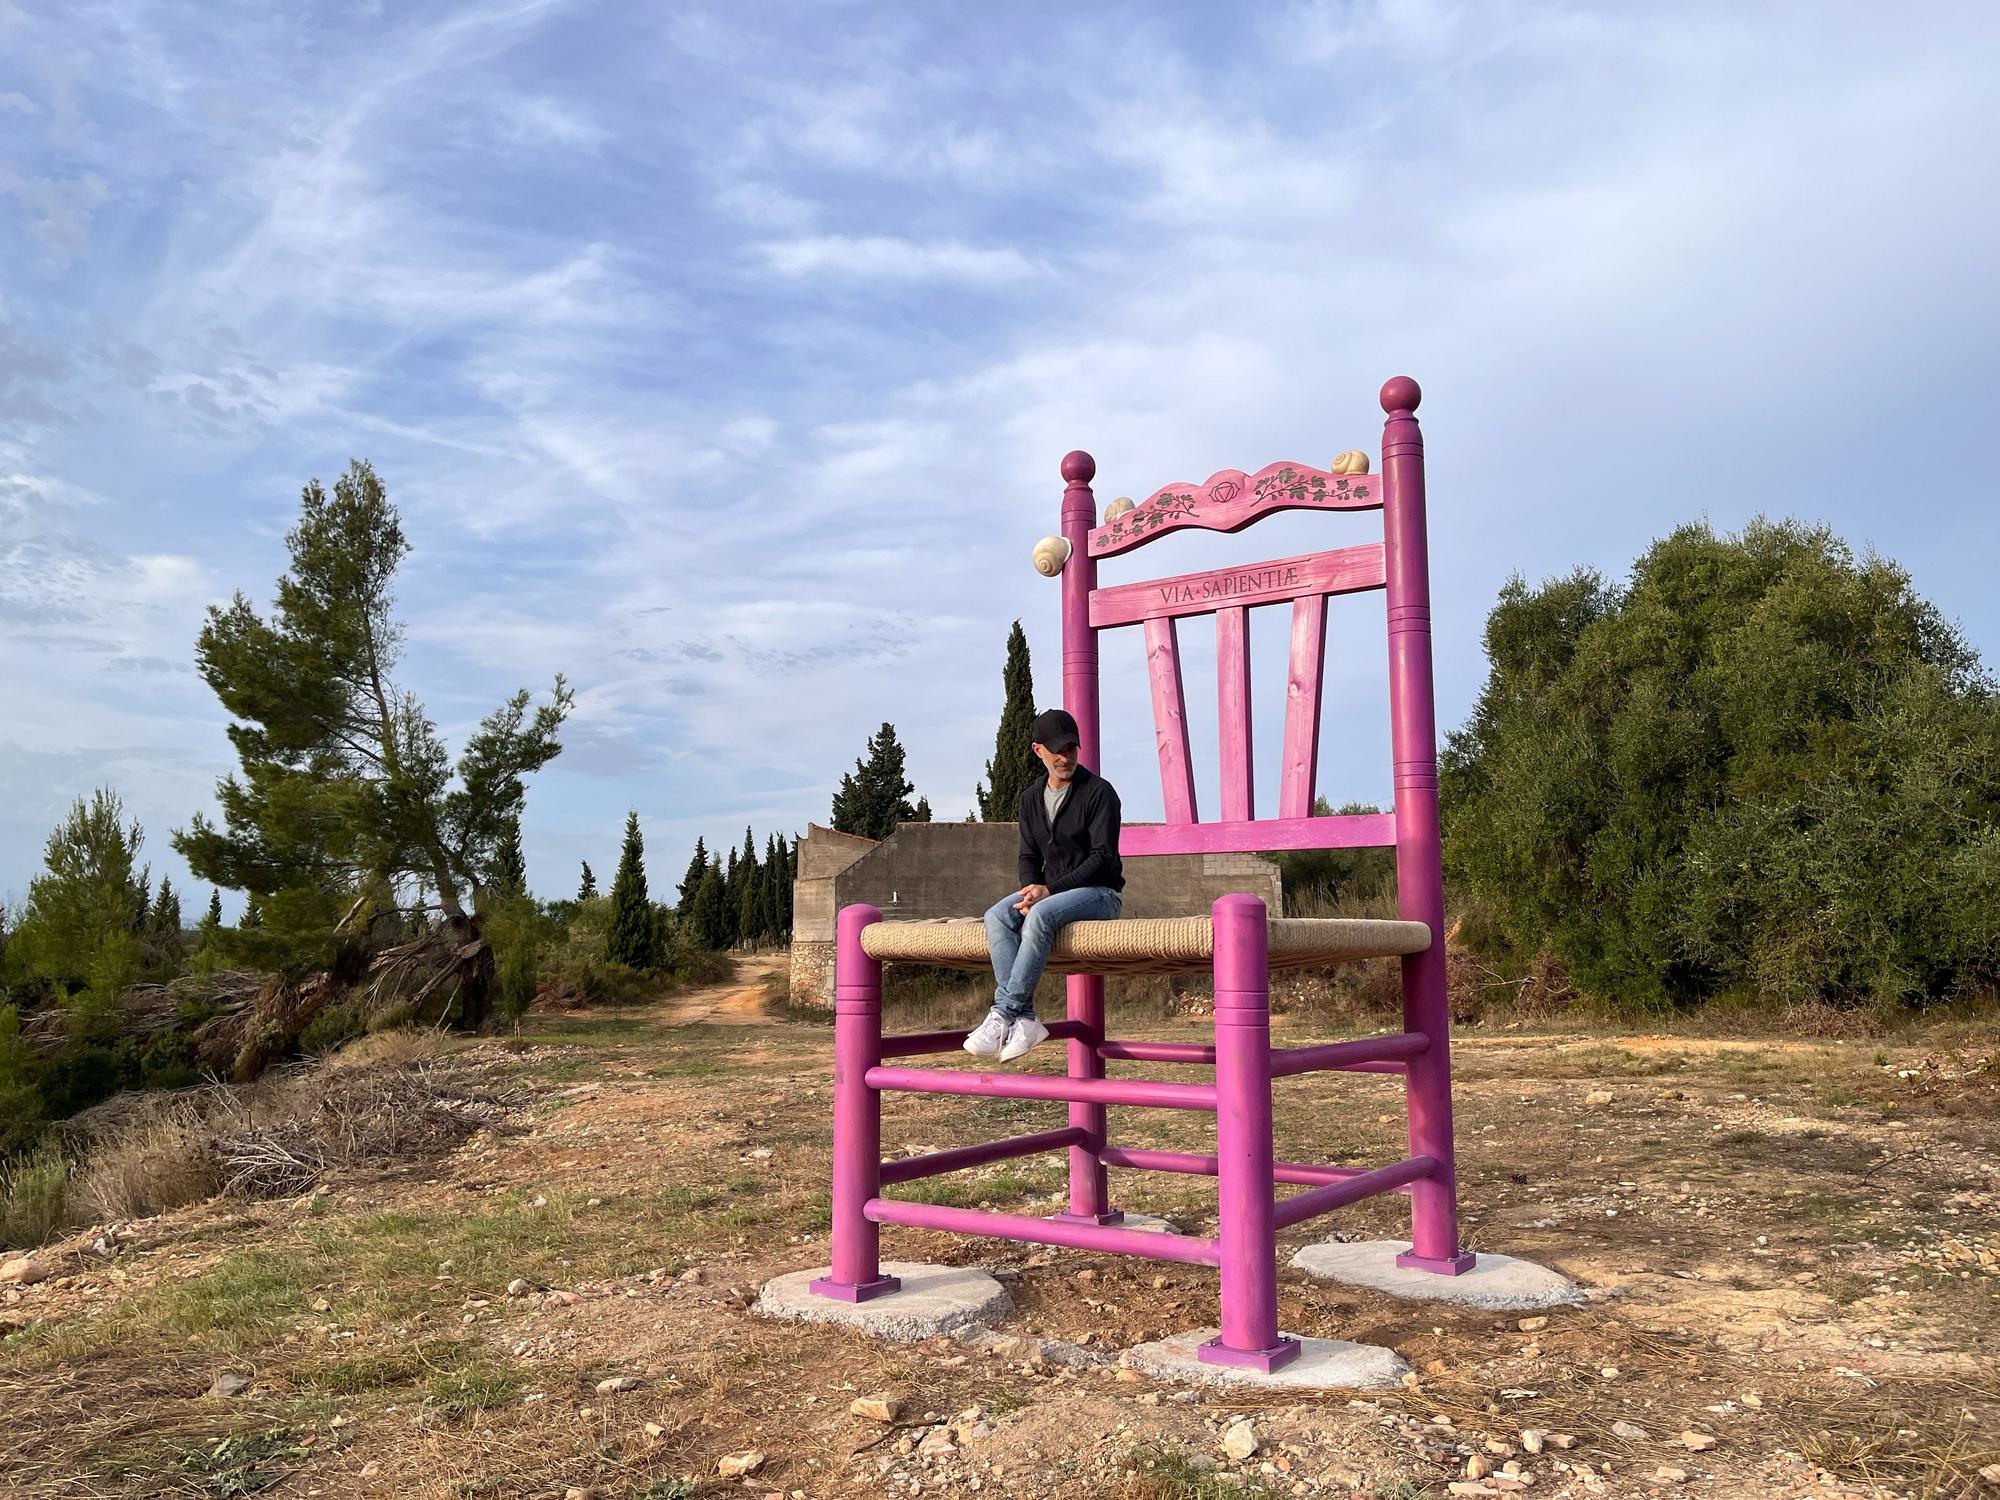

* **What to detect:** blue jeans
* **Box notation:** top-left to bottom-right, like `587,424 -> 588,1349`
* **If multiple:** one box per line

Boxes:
984,886 -> 1123,1020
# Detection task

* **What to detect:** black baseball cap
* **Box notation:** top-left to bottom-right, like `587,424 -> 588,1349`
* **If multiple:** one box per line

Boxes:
1030,708 -> 1080,750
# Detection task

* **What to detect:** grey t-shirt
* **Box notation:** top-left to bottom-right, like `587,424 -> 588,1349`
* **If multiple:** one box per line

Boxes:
1042,779 -> 1070,831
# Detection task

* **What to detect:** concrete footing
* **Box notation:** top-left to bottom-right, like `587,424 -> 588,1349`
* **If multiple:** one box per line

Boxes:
756,1262 -> 1012,1340
1123,1329 -> 1411,1390
1288,1239 -> 1584,1310
1046,1210 -> 1181,1235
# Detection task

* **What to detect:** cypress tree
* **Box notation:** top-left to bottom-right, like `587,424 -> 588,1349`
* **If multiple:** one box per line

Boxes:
779,835 -> 796,935
737,862 -> 761,946
676,836 -> 708,911
494,820 -> 527,897
606,810 -> 658,969
734,826 -> 758,941
720,844 -> 741,946
914,795 -> 932,822
690,859 -> 728,949
577,860 -> 597,901
977,621 -> 1040,820
760,832 -> 783,941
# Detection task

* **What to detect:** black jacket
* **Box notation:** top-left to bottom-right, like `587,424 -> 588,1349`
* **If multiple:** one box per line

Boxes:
1017,764 -> 1124,894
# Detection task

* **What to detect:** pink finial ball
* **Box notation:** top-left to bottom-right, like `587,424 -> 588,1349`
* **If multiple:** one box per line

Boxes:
1061,450 -> 1096,484
1379,376 -> 1422,415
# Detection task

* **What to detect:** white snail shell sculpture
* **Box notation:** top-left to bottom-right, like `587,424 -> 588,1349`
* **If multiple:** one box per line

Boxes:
1032,535 -> 1072,576
1102,496 -> 1135,524
1331,449 -> 1371,475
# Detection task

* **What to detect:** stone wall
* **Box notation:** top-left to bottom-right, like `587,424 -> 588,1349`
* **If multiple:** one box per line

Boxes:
787,820 -> 1284,1007
789,940 -> 837,1009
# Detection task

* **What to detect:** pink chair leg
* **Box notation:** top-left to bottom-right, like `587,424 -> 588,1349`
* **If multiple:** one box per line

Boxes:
1381,376 -> 1476,1277
811,903 -> 901,1302
1397,942 -> 1475,1273
1200,893 -> 1299,1372
1052,972 -> 1121,1225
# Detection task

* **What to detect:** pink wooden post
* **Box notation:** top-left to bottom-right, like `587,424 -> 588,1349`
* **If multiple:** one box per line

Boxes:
1278,594 -> 1329,818
1056,451 -> 1118,1225
1216,607 -> 1253,821
1201,892 -> 1298,1371
810,903 -> 901,1301
1145,617 -> 1198,823
1380,377 -> 1474,1275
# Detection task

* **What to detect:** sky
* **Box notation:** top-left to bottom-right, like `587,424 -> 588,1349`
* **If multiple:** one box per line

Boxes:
2,0 -> 1998,912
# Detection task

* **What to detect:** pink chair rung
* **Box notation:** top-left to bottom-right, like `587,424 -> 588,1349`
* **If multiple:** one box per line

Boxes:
813,377 -> 1475,1367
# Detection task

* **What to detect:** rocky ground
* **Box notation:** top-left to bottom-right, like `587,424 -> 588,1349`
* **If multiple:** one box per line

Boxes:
2,955 -> 1996,1499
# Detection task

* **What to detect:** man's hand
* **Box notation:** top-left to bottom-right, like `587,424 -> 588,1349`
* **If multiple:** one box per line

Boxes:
1012,883 -> 1051,914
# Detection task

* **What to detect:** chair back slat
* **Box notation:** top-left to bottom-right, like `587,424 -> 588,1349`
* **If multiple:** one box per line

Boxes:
1215,606 -> 1254,821
1278,594 -> 1330,818
1090,542 -> 1383,629
1143,617 -> 1199,823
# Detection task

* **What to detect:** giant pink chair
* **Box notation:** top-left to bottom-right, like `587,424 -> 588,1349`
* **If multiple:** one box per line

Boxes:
810,378 -> 1471,1371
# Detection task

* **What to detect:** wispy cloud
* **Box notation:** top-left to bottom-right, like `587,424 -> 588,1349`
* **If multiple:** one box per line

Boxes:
1,0 -> 1996,901
758,235 -> 1041,282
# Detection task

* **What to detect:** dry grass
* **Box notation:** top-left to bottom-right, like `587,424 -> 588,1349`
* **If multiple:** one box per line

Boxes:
5,955 -> 1998,1499
321,1028 -> 464,1070
68,1105 -> 220,1226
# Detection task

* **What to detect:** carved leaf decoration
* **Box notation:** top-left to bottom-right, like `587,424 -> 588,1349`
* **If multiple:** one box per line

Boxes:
1088,460 -> 1379,556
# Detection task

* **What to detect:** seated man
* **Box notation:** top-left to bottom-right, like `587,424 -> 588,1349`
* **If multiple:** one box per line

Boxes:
963,708 -> 1125,1062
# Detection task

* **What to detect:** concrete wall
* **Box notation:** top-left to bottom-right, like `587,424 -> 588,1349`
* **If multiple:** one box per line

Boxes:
792,823 -> 878,958
788,820 -> 1283,1006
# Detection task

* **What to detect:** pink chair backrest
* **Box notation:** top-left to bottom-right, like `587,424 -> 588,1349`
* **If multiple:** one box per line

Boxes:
1057,378 -> 1437,864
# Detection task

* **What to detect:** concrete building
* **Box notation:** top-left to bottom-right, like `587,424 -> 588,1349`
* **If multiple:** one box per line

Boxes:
790,820 -> 1283,1006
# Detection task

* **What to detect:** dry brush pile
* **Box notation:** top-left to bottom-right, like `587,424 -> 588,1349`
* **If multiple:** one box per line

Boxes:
8,1042 -> 526,1249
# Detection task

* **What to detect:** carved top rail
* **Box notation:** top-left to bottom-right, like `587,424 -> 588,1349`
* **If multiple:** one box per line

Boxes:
1087,461 -> 1380,560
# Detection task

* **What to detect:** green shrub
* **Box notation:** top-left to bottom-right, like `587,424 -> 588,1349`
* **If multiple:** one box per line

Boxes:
1442,519 -> 2000,1010
1,1143 -> 72,1249
298,1001 -> 367,1055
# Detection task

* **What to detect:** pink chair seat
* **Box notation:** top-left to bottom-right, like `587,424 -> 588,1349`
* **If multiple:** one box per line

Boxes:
860,914 -> 1430,976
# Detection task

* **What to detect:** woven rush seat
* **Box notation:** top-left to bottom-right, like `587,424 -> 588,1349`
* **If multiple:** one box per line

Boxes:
859,915 -> 1430,977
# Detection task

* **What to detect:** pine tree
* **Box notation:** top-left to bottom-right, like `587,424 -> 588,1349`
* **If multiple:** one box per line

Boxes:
830,722 -> 917,839
241,895 -> 263,929
577,861 -> 597,901
173,458 -> 571,1013
4,789 -> 150,1001
676,836 -> 708,911
977,621 -> 1040,820
203,888 -> 224,930
149,876 -> 183,937
606,810 -> 658,969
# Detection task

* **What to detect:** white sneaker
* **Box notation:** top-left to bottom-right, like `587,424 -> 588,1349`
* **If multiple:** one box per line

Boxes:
962,1009 -> 1010,1059
998,1016 -> 1049,1062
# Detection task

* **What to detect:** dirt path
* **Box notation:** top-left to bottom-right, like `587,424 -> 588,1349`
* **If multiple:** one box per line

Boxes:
655,950 -> 787,1026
